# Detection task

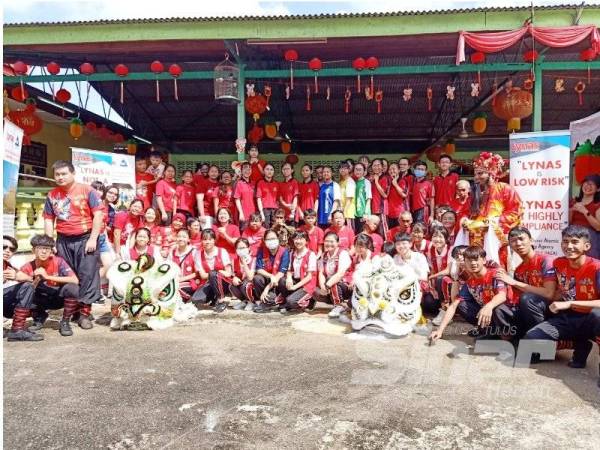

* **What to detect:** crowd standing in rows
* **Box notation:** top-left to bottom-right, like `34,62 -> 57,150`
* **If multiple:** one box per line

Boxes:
3,147 -> 600,380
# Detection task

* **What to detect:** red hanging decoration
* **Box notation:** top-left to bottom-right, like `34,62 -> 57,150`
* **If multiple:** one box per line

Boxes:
523,50 -> 539,63
470,51 -> 485,85
306,85 -> 311,111
46,61 -> 60,75
55,88 -> 71,104
426,86 -> 433,112
247,123 -> 264,144
85,121 -> 97,132
352,57 -> 366,93
11,86 -> 29,102
579,48 -> 597,83
365,57 -> 379,95
8,108 -> 43,145
284,49 -> 298,90
245,94 -> 267,116
169,64 -> 182,101
114,64 -> 129,104
574,81 -> 586,106
264,85 -> 272,109
344,88 -> 352,114
150,60 -> 164,102
308,58 -> 322,93
375,89 -> 383,114
80,62 -> 95,76
13,61 -> 28,100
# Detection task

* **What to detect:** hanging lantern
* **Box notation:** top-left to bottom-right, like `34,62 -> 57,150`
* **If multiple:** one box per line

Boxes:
113,133 -> 125,143
80,62 -> 95,76
169,64 -> 183,101
470,51 -> 485,85
245,94 -> 267,117
10,86 -> 29,102
127,139 -> 138,155
579,48 -> 597,83
86,121 -> 97,133
98,125 -> 111,140
247,123 -> 264,144
284,49 -> 299,90
492,87 -> 533,132
365,56 -> 379,96
13,61 -> 28,97
352,57 -> 366,93
285,153 -> 299,165
114,64 -> 129,104
472,112 -> 488,134
281,141 -> 292,154
308,58 -> 322,93
426,146 -> 444,163
150,60 -> 164,102
445,139 -> 456,155
523,50 -> 539,63
265,123 -> 277,139
69,118 -> 84,140
46,61 -> 60,75
55,88 -> 71,104
8,108 -> 43,145
214,55 -> 240,104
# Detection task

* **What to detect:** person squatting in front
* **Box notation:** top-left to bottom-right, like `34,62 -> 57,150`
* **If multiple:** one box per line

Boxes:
253,229 -> 290,313
229,238 -> 257,312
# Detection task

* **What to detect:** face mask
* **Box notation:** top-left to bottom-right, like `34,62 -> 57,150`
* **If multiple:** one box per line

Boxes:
414,169 -> 426,178
236,248 -> 250,259
265,239 -> 279,250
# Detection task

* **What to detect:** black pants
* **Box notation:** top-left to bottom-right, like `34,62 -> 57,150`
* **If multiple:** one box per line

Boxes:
313,282 -> 351,305
387,217 -> 399,229
519,292 -> 550,332
57,233 -> 100,305
277,277 -> 313,310
457,298 -> 520,338
353,218 -> 364,234
252,274 -> 280,305
230,280 -> 254,302
18,282 -> 79,314
422,293 -> 441,315
191,271 -> 230,305
4,284 -> 26,318
412,208 -> 426,224
262,208 -> 276,229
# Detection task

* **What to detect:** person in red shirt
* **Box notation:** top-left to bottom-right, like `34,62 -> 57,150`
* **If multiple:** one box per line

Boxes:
43,160 -> 103,335
234,162 -> 256,230
156,164 -> 178,225
162,213 -> 187,254
212,170 -> 236,221
369,159 -> 389,235
449,179 -> 472,225
386,211 -> 413,243
325,210 -> 355,251
361,215 -> 384,254
112,199 -> 144,258
188,217 -> 202,248
10,234 -> 79,341
256,163 -> 279,228
568,175 -> 600,259
386,162 -> 410,229
229,237 -> 257,311
212,207 -> 241,257
430,245 -> 518,343
248,145 -> 266,185
242,213 -> 266,257
524,225 -> 600,370
297,164 -> 319,223
196,165 -> 220,218
433,154 -> 459,207
410,222 -> 430,255
135,157 -> 155,210
298,209 -> 324,258
397,157 -> 415,210
410,160 -> 435,224
278,162 -> 299,225
142,207 -> 165,249
176,170 -> 197,218
440,210 -> 458,245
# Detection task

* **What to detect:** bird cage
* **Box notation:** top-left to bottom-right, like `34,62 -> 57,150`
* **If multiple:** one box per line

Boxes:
214,54 -> 240,104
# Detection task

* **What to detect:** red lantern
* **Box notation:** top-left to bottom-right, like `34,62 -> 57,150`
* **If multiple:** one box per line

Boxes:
470,51 -> 485,85
150,60 -> 164,102
12,61 -> 28,98
169,64 -> 183,101
284,49 -> 298,90
55,88 -> 71,104
8,109 -> 43,145
11,86 -> 29,102
426,146 -> 444,163
24,98 -> 37,113
245,95 -> 268,116
352,57 -> 365,92
114,64 -> 129,104
80,62 -> 95,76
579,48 -> 597,83
46,61 -> 60,75
285,154 -> 299,165
365,56 -> 379,94
308,57 -> 322,93
281,141 -> 292,154
523,50 -> 538,63
113,133 -> 125,143
86,122 -> 97,132
247,123 -> 264,144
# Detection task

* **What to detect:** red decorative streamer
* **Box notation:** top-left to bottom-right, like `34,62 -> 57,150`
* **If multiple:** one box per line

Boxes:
344,88 -> 352,113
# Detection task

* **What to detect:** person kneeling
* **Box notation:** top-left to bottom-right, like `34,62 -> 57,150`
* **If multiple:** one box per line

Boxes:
313,232 -> 353,318
253,230 -> 290,313
277,231 -> 318,313
12,235 -> 79,339
230,238 -> 257,311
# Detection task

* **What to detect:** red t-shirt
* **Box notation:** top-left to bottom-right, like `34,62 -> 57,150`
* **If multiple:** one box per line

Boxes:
193,174 -> 207,196
364,231 -> 383,254
113,211 -> 143,245
155,179 -> 177,212
553,256 -> 600,314
433,172 -> 459,206
250,160 -> 267,185
449,196 -> 472,223
144,224 -> 165,247
325,225 -> 355,251
200,179 -> 220,217
233,179 -> 256,220
411,179 -> 434,211
212,223 -> 241,256
461,267 -> 514,306
386,225 -> 411,243
370,175 -> 389,214
298,181 -> 319,213
43,183 -> 103,236
298,224 -> 324,254
279,179 -> 299,217
176,183 -> 196,215
569,200 -> 600,227
211,185 -> 235,215
136,172 -> 155,207
21,255 -> 74,287
387,178 -> 409,218
256,180 -> 279,209
242,226 -> 266,256
513,253 -> 556,302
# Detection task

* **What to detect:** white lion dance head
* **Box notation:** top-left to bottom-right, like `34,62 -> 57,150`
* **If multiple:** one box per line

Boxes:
107,255 -> 197,330
350,255 -> 422,337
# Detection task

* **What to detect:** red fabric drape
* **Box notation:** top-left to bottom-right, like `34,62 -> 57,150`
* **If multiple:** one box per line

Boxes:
456,24 -> 600,64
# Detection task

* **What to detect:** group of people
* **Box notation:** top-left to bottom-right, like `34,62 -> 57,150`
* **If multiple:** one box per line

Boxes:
3,147 -> 600,379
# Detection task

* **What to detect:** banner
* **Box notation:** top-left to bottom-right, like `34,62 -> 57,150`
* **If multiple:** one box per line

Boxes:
3,120 -> 24,236
509,130 -> 570,256
71,148 -> 136,207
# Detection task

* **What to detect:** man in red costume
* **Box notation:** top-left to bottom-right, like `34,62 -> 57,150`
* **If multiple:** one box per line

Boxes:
462,152 -> 523,269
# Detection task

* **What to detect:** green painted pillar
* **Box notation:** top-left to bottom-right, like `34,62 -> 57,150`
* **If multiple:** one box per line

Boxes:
237,64 -> 246,161
532,58 -> 543,131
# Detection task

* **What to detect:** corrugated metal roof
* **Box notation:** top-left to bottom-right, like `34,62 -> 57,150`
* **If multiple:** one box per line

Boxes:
3,4 -> 592,28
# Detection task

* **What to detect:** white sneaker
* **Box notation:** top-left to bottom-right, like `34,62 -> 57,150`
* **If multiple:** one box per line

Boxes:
328,305 -> 347,318
244,302 -> 255,312
432,309 -> 449,327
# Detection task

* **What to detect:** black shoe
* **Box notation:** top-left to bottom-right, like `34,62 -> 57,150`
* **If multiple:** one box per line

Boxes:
567,359 -> 586,369
214,302 -> 227,313
59,319 -> 73,337
28,310 -> 49,332
530,353 -> 541,365
7,329 -> 44,342
254,304 -> 271,314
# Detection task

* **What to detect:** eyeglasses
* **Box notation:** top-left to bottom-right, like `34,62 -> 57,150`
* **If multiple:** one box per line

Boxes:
3,245 -> 16,252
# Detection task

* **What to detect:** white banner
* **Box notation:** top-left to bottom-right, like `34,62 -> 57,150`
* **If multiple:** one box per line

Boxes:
3,120 -> 24,236
71,147 -> 136,207
509,130 -> 570,256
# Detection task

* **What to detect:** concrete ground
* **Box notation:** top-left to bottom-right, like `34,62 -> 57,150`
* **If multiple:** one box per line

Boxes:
3,303 -> 600,450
